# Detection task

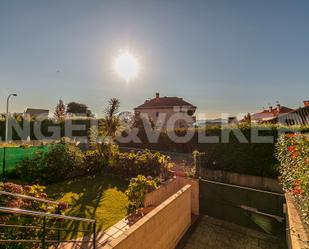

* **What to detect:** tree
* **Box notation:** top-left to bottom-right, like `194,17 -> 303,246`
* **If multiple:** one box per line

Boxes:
66,102 -> 93,117
103,98 -> 120,138
54,99 -> 66,121
242,113 -> 251,124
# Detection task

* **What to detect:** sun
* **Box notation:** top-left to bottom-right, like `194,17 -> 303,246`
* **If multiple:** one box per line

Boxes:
114,51 -> 140,82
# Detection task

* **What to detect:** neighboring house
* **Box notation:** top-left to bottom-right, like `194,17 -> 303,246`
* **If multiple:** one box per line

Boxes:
273,100 -> 309,125
25,108 -> 49,120
251,103 -> 294,124
134,93 -> 197,129
197,118 -> 228,127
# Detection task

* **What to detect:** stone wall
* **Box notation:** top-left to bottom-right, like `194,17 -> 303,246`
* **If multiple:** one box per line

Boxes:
103,185 -> 192,249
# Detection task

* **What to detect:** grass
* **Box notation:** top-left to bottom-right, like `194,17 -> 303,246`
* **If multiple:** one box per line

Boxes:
45,174 -> 129,234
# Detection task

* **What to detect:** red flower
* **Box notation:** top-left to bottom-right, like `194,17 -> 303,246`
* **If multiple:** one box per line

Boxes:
288,133 -> 301,138
292,185 -> 304,195
291,152 -> 298,159
288,146 -> 296,152
3,182 -> 23,194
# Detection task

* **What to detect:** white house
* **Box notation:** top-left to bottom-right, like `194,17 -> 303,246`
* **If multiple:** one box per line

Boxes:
134,93 -> 197,129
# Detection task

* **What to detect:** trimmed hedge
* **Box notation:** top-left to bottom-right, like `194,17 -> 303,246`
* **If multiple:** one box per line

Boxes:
120,125 -> 309,178
0,119 -> 92,140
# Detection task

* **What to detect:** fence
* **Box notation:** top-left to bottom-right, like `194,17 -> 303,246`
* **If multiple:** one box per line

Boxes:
199,179 -> 286,240
0,146 -> 49,178
201,168 -> 283,193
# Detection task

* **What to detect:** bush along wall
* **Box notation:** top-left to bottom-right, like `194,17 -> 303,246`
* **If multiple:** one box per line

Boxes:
11,142 -> 171,184
120,125 -> 309,178
108,148 -> 171,180
276,134 -> 309,226
14,142 -> 86,184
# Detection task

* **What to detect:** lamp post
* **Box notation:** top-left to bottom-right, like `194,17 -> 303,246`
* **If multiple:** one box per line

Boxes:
5,93 -> 17,143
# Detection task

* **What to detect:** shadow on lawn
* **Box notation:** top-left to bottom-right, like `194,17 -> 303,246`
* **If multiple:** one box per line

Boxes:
46,174 -> 128,239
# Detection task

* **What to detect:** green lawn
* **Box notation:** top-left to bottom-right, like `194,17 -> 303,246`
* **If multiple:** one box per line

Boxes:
45,174 -> 129,233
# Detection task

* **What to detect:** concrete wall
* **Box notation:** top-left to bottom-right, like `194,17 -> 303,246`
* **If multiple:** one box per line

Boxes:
144,178 -> 180,207
144,176 -> 199,215
103,185 -> 192,249
201,168 -> 283,193
285,193 -> 309,249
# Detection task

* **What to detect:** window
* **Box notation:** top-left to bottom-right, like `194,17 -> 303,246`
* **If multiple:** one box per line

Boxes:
156,112 -> 159,117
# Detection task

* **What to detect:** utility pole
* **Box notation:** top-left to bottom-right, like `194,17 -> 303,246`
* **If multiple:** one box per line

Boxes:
5,93 -> 17,143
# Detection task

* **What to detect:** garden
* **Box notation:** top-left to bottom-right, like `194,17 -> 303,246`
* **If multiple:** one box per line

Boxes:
0,99 -> 172,248
0,141 -> 171,248
0,98 -> 308,247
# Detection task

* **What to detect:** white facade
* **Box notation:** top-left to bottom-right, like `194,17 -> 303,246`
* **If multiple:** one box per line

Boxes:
134,93 -> 196,129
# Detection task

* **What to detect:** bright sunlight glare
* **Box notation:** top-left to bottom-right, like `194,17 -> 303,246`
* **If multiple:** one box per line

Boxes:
114,51 -> 140,82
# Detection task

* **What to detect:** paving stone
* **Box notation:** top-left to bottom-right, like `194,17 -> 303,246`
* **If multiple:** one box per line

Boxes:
178,216 -> 286,249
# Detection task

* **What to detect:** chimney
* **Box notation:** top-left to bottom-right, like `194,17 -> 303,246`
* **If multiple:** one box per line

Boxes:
155,92 -> 160,102
304,100 -> 309,107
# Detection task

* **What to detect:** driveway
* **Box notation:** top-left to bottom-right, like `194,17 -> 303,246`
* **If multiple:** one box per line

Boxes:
177,216 -> 286,249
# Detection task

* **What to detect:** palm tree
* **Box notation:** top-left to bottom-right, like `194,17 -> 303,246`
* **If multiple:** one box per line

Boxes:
103,98 -> 120,138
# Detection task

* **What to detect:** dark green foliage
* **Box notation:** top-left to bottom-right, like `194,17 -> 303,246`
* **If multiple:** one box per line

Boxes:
120,125 -> 309,178
84,149 -> 107,174
66,102 -> 93,117
15,143 -> 85,184
0,119 -> 92,141
13,142 -> 169,184
108,149 -> 170,180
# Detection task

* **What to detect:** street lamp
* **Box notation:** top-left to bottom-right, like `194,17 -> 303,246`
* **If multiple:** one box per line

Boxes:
5,93 -> 17,143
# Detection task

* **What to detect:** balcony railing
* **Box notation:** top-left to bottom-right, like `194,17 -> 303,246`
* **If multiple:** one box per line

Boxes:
0,190 -> 97,248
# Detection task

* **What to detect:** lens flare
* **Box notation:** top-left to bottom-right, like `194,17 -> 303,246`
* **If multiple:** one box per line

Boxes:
114,51 -> 140,82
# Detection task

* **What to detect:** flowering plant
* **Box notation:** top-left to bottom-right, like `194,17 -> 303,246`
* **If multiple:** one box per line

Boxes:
0,182 -> 68,248
276,133 -> 309,225
125,175 -> 157,213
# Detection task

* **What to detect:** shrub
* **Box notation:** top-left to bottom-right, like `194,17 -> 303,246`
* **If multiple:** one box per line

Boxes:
125,175 -> 157,212
276,134 -> 309,226
15,142 -> 85,184
0,182 -> 56,211
0,182 -> 68,249
108,150 -> 171,179
84,149 -> 106,174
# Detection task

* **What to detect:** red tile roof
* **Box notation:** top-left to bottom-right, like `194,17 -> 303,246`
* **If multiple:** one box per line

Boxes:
252,106 -> 294,120
135,96 -> 196,109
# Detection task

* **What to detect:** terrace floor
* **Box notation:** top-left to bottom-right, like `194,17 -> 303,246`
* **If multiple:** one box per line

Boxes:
177,216 -> 287,249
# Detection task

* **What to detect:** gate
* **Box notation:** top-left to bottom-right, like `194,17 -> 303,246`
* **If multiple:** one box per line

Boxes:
199,179 -> 286,239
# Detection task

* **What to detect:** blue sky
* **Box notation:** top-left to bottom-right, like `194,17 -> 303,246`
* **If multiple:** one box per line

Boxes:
0,0 -> 308,118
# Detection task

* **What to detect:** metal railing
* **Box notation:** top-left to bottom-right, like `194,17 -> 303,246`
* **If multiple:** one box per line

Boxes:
0,190 -> 60,205
0,191 -> 97,248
